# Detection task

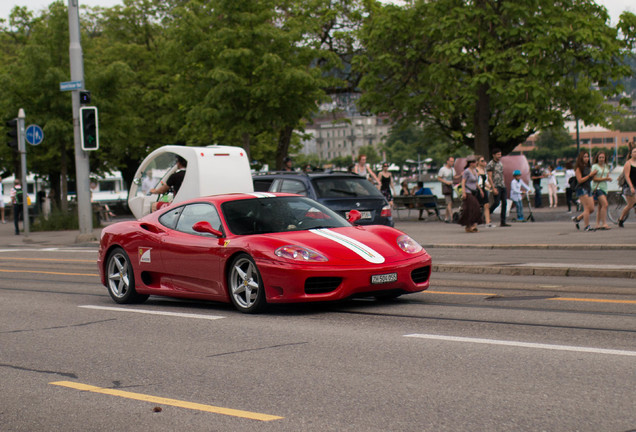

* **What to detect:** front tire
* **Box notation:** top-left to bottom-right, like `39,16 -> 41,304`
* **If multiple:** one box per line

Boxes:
106,247 -> 148,304
228,254 -> 266,313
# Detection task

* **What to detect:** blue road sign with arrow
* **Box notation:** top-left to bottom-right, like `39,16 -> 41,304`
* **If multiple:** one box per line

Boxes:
25,124 -> 44,146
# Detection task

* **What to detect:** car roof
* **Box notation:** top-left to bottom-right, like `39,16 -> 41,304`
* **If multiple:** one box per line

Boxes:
253,171 -> 365,179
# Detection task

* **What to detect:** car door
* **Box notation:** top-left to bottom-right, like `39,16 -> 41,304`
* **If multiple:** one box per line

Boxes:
160,203 -> 226,299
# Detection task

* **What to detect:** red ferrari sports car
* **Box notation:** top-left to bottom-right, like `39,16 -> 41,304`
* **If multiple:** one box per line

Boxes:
98,193 -> 432,313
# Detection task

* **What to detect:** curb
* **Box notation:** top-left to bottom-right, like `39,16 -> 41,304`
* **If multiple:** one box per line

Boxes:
433,264 -> 636,279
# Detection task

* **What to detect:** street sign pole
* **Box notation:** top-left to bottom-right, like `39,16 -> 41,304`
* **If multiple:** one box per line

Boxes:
18,109 -> 29,236
68,0 -> 93,239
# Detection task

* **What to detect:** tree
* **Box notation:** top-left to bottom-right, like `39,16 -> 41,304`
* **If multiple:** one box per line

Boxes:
167,0 -> 329,169
528,127 -> 575,164
356,0 -> 636,157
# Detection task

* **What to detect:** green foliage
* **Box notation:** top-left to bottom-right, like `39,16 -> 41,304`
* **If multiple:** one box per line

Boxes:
356,0 -> 636,158
527,127 -> 575,164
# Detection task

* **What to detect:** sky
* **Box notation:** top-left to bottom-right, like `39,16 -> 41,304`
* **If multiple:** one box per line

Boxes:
0,0 -> 634,25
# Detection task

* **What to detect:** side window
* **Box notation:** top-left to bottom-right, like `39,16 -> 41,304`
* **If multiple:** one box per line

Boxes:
158,206 -> 183,229
175,203 -> 222,236
253,179 -> 274,192
279,179 -> 308,196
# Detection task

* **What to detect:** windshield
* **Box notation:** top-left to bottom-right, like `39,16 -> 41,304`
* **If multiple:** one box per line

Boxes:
222,196 -> 350,235
313,177 -> 384,198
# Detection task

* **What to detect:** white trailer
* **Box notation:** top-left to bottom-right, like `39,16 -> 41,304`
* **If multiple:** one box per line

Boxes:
128,145 -> 254,219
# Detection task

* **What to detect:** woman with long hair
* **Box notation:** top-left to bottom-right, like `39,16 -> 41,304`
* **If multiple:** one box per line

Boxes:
459,156 -> 484,232
571,151 -> 598,231
617,147 -> 636,227
476,155 -> 492,226
564,161 -> 576,212
591,151 -> 611,230
377,163 -> 394,207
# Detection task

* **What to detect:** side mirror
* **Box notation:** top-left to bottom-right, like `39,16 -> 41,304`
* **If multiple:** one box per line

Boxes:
192,221 -> 224,238
347,209 -> 361,224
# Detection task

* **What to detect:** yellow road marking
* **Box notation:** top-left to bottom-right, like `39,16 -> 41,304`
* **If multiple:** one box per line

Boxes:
0,257 -> 94,263
549,297 -> 636,305
49,381 -> 283,421
0,269 -> 97,277
426,290 -> 495,296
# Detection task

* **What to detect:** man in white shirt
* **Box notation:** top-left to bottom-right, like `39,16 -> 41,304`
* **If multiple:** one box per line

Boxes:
437,156 -> 457,223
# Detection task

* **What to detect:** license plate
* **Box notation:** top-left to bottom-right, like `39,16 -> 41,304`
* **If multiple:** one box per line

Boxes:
346,211 -> 372,220
371,272 -> 398,284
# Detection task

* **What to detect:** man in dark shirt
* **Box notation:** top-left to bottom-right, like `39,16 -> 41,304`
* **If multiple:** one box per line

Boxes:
531,164 -> 546,208
150,156 -> 187,211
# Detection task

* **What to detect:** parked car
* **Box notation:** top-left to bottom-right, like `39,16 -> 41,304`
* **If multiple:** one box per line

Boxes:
253,171 -> 394,226
98,193 -> 431,313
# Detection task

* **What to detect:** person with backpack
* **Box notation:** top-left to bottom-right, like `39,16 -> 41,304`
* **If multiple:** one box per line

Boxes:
564,161 -> 576,213
10,178 -> 24,235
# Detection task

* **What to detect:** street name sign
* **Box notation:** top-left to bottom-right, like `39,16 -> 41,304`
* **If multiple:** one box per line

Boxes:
59,80 -> 83,91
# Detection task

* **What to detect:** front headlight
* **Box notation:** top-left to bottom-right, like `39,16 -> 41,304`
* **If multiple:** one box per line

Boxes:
397,235 -> 422,254
275,245 -> 328,262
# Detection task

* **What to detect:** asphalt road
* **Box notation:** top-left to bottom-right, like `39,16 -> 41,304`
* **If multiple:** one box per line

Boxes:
1,247 -> 635,431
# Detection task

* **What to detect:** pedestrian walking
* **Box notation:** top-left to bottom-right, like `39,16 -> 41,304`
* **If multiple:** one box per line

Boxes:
10,178 -> 24,235
564,161 -> 576,213
459,156 -> 483,232
546,165 -> 558,208
486,148 -> 510,227
0,180 -> 5,223
476,155 -> 493,227
531,163 -> 546,208
591,151 -> 611,230
617,147 -> 636,227
377,163 -> 394,207
437,156 -> 457,223
510,170 -> 531,221
571,151 -> 598,231
352,154 -> 380,185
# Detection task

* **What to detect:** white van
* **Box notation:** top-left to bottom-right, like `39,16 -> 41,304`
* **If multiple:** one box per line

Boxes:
128,145 -> 254,219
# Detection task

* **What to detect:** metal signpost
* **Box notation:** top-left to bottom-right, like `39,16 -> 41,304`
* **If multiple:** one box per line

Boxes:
66,0 -> 93,239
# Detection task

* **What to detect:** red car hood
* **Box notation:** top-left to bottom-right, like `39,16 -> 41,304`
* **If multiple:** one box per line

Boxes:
259,226 -> 413,265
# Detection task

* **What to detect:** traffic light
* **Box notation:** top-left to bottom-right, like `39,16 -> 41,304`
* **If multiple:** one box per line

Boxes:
79,106 -> 99,151
79,91 -> 91,105
6,118 -> 18,150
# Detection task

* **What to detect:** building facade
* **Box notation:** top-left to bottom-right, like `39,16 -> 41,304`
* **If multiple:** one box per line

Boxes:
301,113 -> 392,162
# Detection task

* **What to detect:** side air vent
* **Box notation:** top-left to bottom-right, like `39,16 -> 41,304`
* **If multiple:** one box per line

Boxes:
411,266 -> 431,284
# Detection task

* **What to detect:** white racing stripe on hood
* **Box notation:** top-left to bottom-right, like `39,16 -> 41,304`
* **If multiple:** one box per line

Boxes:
247,192 -> 276,198
310,228 -> 385,264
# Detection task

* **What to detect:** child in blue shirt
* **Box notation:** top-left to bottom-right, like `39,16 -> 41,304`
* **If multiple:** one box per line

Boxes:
510,170 -> 531,221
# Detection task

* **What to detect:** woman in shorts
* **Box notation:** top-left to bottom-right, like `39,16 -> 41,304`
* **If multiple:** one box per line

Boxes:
591,151 -> 611,230
571,151 -> 597,231
617,146 -> 636,228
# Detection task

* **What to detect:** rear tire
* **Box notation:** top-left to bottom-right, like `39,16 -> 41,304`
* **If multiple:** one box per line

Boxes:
106,247 -> 149,304
607,193 -> 626,224
228,254 -> 267,314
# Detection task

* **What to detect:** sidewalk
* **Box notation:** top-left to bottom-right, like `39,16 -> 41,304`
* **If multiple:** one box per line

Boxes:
394,205 -> 636,279
1,205 -> 634,279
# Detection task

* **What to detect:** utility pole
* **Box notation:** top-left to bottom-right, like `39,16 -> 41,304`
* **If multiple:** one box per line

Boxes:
18,109 -> 29,236
68,0 -> 94,239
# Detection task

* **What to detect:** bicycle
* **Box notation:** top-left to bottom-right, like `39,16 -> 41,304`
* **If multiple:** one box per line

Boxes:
607,191 -> 635,224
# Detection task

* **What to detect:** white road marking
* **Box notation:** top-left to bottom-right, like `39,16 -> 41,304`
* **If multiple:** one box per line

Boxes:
79,305 -> 225,320
404,333 -> 636,357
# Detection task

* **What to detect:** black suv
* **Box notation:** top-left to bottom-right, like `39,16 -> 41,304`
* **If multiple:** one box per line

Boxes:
252,171 -> 393,226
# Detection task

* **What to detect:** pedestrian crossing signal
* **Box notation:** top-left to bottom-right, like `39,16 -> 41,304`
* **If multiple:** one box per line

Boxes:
80,106 -> 99,151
